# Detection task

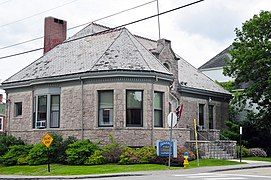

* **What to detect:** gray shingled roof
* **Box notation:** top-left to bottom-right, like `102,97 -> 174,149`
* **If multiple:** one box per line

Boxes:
199,45 -> 232,70
4,27 -> 171,83
178,55 -> 230,94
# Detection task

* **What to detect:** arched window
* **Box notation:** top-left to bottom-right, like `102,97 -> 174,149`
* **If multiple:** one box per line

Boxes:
163,63 -> 170,71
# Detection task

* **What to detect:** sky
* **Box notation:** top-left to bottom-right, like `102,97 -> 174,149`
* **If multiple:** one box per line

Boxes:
0,0 -> 271,97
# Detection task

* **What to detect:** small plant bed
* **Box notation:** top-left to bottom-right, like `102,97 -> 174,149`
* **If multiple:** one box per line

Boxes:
243,157 -> 271,162
0,159 -> 244,176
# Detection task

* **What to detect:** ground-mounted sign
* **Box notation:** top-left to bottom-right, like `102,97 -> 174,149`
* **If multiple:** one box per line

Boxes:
41,132 -> 53,173
156,140 -> 177,158
42,132 -> 53,148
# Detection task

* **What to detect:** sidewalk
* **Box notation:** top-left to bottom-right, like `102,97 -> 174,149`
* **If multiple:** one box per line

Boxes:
1,160 -> 271,179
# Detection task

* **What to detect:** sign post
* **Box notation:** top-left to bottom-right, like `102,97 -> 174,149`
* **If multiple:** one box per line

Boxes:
42,132 -> 53,172
167,112 -> 177,168
239,126 -> 242,163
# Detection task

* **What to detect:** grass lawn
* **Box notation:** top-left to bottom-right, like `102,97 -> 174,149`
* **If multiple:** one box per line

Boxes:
244,157 -> 271,162
0,159 -> 244,176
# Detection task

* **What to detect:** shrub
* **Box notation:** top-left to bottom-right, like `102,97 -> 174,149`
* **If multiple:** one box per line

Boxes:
28,144 -> 48,165
236,145 -> 250,157
249,148 -> 267,157
0,134 -> 24,156
49,133 -> 77,164
85,150 -> 106,165
151,146 -> 195,166
119,147 -> 139,165
137,146 -> 156,163
101,135 -> 123,163
119,146 -> 157,165
0,144 -> 32,166
66,139 -> 99,165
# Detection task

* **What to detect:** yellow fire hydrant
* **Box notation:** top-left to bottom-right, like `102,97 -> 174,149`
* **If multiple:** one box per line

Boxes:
183,151 -> 189,168
183,157 -> 189,168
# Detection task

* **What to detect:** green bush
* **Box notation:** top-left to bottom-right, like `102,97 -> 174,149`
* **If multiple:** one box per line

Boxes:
137,146 -> 156,163
0,134 -> 24,156
85,150 -> 106,165
236,145 -> 250,157
119,146 -> 157,165
48,133 -> 77,164
151,146 -> 195,166
28,144 -> 48,165
101,135 -> 123,163
66,139 -> 99,165
0,144 -> 32,166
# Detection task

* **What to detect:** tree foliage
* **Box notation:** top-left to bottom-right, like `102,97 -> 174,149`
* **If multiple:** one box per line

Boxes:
224,11 -> 271,127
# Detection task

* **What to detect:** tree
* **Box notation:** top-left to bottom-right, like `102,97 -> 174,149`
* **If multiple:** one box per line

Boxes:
224,11 -> 271,127
224,11 -> 271,155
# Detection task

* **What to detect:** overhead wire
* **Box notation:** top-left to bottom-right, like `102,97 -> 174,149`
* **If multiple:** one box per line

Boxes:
0,0 -> 80,28
0,0 -> 157,50
0,0 -> 204,60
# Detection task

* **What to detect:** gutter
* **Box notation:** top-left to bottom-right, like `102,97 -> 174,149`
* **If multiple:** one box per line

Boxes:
79,77 -> 84,140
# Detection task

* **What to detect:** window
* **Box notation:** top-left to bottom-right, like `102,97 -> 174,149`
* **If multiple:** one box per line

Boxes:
163,63 -> 170,71
154,92 -> 163,127
37,95 -> 47,128
0,117 -> 3,131
33,93 -> 60,129
126,90 -> 143,127
50,95 -> 60,128
209,105 -> 214,129
14,102 -> 22,117
98,91 -> 113,127
199,104 -> 204,129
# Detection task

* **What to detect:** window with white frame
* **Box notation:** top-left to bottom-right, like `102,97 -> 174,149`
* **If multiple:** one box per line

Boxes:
98,91 -> 113,127
33,88 -> 60,129
154,92 -> 163,127
0,117 -> 3,131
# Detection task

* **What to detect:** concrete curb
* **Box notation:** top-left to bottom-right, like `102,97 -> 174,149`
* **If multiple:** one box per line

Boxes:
0,173 -> 147,180
209,164 -> 271,173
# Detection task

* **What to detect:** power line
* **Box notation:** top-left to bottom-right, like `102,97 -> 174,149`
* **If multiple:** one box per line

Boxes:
0,0 -> 80,28
0,0 -> 156,50
0,0 -> 205,60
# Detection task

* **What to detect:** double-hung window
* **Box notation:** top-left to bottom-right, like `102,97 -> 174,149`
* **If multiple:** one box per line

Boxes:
126,90 -> 143,127
33,88 -> 60,129
154,92 -> 163,127
98,91 -> 113,127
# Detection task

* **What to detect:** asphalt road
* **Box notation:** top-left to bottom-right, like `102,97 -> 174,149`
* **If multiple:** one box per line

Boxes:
92,168 -> 271,180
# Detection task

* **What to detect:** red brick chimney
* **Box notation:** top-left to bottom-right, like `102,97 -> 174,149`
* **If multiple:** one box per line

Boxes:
44,17 -> 67,54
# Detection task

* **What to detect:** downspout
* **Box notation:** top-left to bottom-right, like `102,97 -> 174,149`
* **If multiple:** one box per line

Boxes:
80,77 -> 84,140
6,93 -> 11,135
151,79 -> 154,146
151,76 -> 159,146
169,92 -> 179,108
